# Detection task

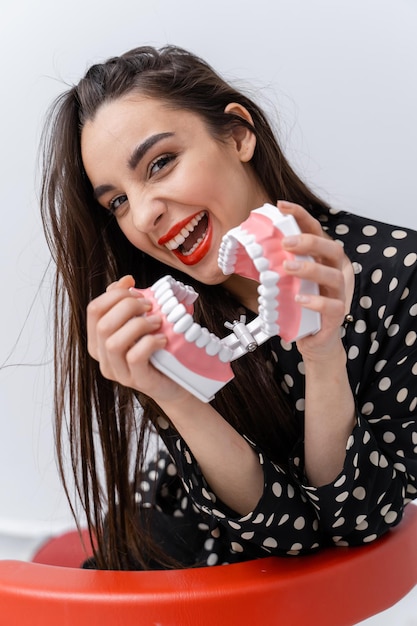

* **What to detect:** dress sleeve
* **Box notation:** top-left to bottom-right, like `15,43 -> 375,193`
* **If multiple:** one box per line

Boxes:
160,423 -> 324,557
289,251 -> 417,546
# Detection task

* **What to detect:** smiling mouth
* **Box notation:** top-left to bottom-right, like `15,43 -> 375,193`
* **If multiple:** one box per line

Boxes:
162,212 -> 211,265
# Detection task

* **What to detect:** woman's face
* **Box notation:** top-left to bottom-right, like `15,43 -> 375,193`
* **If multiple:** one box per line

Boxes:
81,94 -> 269,286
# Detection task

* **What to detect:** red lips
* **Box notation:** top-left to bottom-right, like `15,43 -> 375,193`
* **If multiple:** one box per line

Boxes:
158,212 -> 212,266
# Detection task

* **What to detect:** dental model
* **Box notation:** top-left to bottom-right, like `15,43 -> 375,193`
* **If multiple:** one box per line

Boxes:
140,204 -> 321,402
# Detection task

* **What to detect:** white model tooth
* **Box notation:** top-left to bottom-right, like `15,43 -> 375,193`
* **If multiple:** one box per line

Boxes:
152,276 -> 172,292
254,257 -> 269,272
218,344 -> 234,363
262,308 -> 279,323
205,336 -> 221,356
246,242 -> 263,259
258,284 -> 280,299
220,234 -> 231,249
161,296 -> 178,315
184,322 -> 202,342
219,250 -> 237,265
167,303 -> 187,324
155,282 -> 173,300
220,263 -> 234,276
238,232 -> 255,245
158,288 -> 175,306
184,288 -> 198,305
173,313 -> 194,334
174,283 -> 198,305
260,270 -> 279,287
195,327 -> 210,348
258,297 -> 267,309
263,322 -> 280,336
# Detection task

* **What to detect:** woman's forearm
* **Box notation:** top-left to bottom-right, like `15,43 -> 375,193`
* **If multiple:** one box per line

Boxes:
158,394 -> 264,516
303,346 -> 356,487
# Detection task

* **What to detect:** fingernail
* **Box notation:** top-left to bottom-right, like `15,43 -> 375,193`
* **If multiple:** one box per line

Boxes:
295,294 -> 311,304
129,287 -> 144,296
153,333 -> 168,345
282,235 -> 300,248
147,314 -> 163,325
284,259 -> 301,271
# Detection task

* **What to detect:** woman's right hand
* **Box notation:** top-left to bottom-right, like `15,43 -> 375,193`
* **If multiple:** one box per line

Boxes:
86,274 -> 190,403
87,275 -> 265,514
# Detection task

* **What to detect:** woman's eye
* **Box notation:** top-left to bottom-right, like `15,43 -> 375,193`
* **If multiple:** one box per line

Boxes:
149,154 -> 175,177
109,194 -> 127,213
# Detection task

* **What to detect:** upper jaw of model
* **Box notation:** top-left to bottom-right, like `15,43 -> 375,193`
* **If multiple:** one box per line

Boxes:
140,204 -> 321,402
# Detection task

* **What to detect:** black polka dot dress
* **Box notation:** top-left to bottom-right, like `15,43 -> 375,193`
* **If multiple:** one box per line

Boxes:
135,209 -> 417,568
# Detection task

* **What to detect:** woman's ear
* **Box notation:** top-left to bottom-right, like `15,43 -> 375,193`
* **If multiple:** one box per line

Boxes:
224,102 -> 256,163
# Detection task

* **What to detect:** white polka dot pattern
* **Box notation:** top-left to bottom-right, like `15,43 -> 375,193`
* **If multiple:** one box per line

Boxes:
132,210 -> 417,568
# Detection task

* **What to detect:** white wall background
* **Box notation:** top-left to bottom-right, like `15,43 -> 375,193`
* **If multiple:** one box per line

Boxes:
0,0 -> 416,544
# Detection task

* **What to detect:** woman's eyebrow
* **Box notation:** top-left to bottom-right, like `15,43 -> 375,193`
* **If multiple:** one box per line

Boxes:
92,132 -> 175,201
128,132 -> 174,170
93,183 -> 115,201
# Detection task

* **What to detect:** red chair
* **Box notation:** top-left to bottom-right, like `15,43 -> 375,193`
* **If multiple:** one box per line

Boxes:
0,504 -> 416,626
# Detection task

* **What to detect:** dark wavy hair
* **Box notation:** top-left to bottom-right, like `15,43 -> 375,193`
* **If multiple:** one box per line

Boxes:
40,45 -> 329,570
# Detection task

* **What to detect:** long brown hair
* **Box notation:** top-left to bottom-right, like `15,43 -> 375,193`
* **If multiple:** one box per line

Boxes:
40,45 -> 329,569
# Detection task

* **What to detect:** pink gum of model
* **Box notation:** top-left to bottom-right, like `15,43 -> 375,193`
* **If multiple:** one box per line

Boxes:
134,204 -> 320,402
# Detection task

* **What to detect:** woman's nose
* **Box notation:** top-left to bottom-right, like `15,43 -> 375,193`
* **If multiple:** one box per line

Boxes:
130,194 -> 166,233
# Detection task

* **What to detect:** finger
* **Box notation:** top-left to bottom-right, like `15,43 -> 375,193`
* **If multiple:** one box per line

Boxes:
96,297 -> 153,336
98,315 -> 164,382
282,233 -> 344,269
87,292 -> 152,358
104,314 -> 164,357
126,332 -> 168,370
106,275 -> 135,292
284,257 -> 345,298
278,200 -> 323,237
295,293 -> 345,323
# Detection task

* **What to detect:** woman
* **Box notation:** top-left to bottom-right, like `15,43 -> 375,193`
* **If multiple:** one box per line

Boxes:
40,45 -> 417,570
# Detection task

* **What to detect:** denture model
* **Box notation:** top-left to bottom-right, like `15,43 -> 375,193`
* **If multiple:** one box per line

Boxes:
140,203 -> 321,402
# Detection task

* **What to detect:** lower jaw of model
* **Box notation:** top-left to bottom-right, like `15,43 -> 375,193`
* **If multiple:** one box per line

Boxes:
140,203 -> 321,402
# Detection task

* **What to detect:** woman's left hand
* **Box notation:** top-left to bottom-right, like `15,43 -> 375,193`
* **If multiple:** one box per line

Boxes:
278,200 -> 351,361
278,201 -> 356,486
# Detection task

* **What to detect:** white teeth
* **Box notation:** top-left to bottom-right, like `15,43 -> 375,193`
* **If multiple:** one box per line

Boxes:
164,211 -> 206,252
218,345 -> 234,363
158,288 -> 175,306
161,296 -> 178,315
246,242 -> 263,258
259,271 -> 279,287
263,309 -> 279,323
155,285 -> 223,352
182,236 -> 203,257
173,313 -> 194,334
238,231 -> 255,245
258,284 -> 280,298
184,322 -> 202,342
263,322 -> 280,336
167,303 -> 187,324
173,282 -> 198,306
195,327 -> 210,348
173,233 -> 186,247
218,218 -> 286,347
253,257 -> 269,272
151,276 -> 171,292
205,336 -> 221,356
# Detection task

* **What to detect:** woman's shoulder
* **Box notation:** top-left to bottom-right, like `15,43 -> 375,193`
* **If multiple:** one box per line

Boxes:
318,208 -> 417,272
